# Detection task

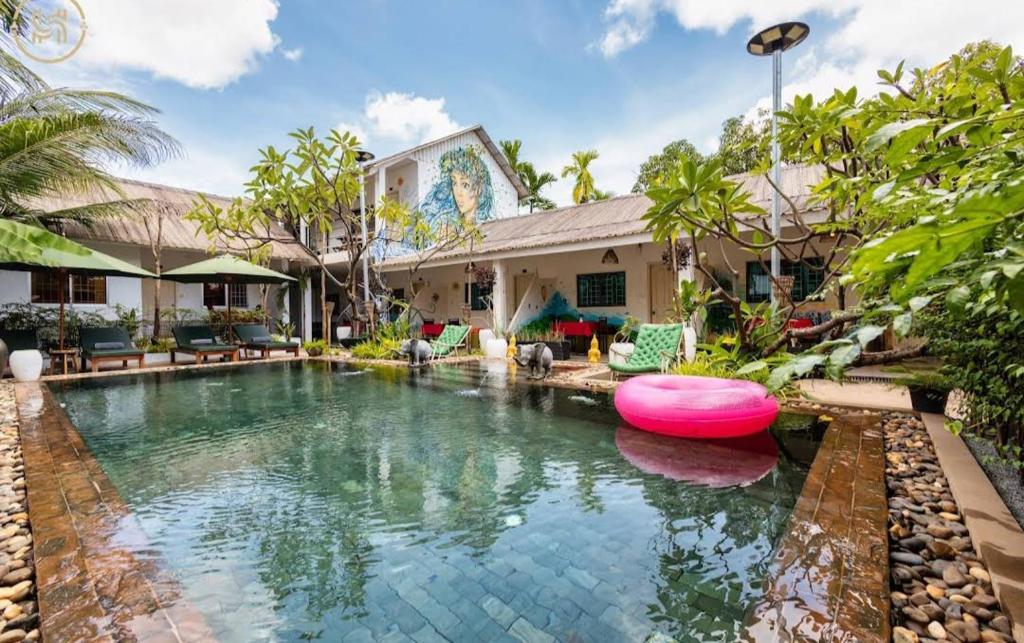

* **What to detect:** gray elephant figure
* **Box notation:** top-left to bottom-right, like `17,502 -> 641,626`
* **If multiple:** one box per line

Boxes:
399,338 -> 433,366
515,342 -> 553,380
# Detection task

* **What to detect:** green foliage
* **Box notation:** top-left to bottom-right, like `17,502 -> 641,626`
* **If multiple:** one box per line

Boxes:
113,304 -> 140,337
135,336 -> 174,353
561,150 -> 600,205
916,299 -> 1023,474
666,281 -> 716,329
632,140 -> 704,193
350,317 -> 410,360
303,339 -> 327,354
614,314 -> 641,343
672,336 -> 797,399
275,319 -> 295,340
0,302 -> 105,349
0,49 -> 178,228
632,112 -> 771,193
500,139 -> 557,212
890,370 -> 953,393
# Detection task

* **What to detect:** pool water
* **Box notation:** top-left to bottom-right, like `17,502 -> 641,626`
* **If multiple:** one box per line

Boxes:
52,361 -> 823,642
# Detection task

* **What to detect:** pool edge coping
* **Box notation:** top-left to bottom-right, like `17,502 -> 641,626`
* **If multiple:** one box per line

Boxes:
15,381 -> 218,642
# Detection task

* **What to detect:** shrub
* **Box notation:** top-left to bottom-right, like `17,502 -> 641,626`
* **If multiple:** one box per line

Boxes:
350,338 -> 402,360
916,303 -> 1024,481
303,339 -> 328,356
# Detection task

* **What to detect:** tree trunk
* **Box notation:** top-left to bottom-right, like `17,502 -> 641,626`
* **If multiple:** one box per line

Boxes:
321,232 -> 329,342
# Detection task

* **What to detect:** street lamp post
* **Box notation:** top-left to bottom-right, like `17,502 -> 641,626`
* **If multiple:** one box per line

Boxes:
747,22 -> 809,302
355,150 -> 375,326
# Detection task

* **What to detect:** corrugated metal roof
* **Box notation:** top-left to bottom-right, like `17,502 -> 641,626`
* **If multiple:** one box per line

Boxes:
31,178 -> 316,264
381,164 -> 826,268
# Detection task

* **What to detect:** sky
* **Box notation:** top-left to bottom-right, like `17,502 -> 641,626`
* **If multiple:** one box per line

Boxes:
21,0 -> 1024,207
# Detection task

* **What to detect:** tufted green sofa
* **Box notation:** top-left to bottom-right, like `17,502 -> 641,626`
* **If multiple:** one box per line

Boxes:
608,323 -> 683,377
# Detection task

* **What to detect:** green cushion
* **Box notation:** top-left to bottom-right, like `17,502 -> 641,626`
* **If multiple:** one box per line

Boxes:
233,324 -> 271,343
172,325 -> 217,346
180,343 -> 236,352
82,347 -> 144,358
430,325 -> 469,356
608,323 -> 683,373
244,341 -> 297,349
80,326 -> 134,352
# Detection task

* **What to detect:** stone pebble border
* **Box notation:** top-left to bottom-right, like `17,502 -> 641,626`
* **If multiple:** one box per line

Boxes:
0,385 -> 39,643
884,412 -> 1017,643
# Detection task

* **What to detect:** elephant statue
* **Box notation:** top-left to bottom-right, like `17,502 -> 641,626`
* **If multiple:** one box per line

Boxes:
514,342 -> 553,380
399,338 -> 432,366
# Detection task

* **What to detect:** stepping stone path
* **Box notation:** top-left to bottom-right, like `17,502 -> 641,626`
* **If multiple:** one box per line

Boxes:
884,413 -> 1014,643
0,386 -> 38,643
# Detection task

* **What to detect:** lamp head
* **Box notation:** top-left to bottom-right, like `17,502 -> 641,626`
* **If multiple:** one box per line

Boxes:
746,22 -> 809,56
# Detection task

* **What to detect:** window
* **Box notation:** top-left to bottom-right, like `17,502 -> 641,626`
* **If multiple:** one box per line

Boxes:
464,283 -> 492,311
202,283 -> 248,308
229,283 -> 248,308
577,271 -> 626,307
746,259 -> 825,303
203,283 -> 224,308
30,273 -> 106,304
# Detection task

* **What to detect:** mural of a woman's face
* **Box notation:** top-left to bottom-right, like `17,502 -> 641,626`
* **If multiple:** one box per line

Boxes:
451,170 -> 481,217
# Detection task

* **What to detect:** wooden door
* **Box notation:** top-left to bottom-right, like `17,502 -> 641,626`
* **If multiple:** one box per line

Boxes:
648,263 -> 675,323
514,274 -> 535,310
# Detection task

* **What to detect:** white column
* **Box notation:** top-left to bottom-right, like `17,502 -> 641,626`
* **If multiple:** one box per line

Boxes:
281,260 -> 291,324
302,284 -> 313,342
492,260 -> 509,332
374,167 -> 387,236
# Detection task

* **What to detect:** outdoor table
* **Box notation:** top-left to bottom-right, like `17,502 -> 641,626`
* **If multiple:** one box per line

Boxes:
49,348 -> 79,376
552,321 -> 598,354
421,323 -> 445,338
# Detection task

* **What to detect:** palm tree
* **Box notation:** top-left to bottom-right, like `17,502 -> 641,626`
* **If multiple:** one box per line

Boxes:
0,35 -> 179,226
592,188 -> 615,201
519,163 -> 557,212
499,139 -> 523,173
561,149 -> 600,205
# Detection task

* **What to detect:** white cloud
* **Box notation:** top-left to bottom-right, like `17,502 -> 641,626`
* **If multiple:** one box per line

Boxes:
335,121 -> 369,147
117,144 -> 251,197
70,0 -> 280,89
282,47 -> 304,62
363,91 -> 461,145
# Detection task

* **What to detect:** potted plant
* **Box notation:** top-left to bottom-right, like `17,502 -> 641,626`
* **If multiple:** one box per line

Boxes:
895,371 -> 953,414
609,315 -> 640,366
303,339 -> 327,357
276,320 -> 299,345
541,329 -> 571,360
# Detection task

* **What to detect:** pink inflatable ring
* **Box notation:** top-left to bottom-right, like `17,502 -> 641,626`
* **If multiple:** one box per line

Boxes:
614,374 -> 780,439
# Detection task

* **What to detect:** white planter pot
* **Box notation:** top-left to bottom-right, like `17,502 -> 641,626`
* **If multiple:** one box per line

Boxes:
336,326 -> 352,340
478,329 -> 496,347
609,342 -> 635,366
9,350 -> 43,381
290,337 -> 302,345
683,326 -> 698,363
484,338 -> 508,359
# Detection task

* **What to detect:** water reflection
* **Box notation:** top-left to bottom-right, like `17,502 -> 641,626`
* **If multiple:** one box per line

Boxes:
615,426 -> 780,488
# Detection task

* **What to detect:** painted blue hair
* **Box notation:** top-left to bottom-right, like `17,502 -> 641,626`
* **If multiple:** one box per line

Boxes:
417,145 -> 494,227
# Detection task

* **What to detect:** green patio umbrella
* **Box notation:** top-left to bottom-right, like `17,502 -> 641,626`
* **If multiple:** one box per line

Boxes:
0,219 -> 158,350
161,254 -> 295,341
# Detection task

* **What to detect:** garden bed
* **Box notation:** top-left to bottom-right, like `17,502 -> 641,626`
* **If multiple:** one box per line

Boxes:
884,412 -> 1015,642
962,436 -> 1024,533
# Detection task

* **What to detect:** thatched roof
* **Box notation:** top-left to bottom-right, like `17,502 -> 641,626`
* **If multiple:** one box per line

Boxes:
380,164 -> 827,268
32,178 -> 316,264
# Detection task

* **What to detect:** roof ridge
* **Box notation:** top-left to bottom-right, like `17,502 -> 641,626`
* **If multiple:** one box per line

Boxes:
479,193 -> 650,227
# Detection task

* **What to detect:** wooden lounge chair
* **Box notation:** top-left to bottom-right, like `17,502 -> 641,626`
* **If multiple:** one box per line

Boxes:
430,325 -> 471,360
608,323 -> 684,379
233,323 -> 299,359
80,326 -> 145,373
171,325 -> 239,364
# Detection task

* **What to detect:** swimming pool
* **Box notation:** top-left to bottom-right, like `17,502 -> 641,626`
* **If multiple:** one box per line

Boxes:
51,361 -> 823,642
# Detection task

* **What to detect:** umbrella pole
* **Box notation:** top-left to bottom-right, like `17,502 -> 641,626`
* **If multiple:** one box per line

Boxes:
226,281 -> 232,343
58,270 -> 66,351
